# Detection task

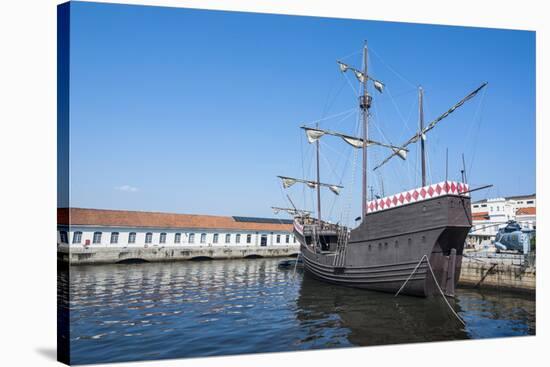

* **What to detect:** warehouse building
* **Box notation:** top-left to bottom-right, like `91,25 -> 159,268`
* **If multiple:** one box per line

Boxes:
57,208 -> 299,264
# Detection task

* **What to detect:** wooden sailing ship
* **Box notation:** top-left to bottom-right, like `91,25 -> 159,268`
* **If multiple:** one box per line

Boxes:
276,41 -> 488,297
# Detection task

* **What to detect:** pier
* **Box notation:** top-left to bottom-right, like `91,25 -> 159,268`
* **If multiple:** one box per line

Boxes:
458,252 -> 535,293
58,244 -> 299,265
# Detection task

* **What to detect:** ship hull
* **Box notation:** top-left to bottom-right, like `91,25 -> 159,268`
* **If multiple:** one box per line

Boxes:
294,194 -> 471,297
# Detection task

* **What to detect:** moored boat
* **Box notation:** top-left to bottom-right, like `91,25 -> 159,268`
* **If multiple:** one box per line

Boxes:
275,41 -> 488,297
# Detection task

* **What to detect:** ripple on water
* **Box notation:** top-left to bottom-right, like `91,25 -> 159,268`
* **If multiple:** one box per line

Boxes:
65,259 -> 535,365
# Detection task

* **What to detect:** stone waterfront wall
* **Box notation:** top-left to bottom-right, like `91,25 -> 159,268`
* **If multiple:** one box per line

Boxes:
58,244 -> 300,265
458,254 -> 535,293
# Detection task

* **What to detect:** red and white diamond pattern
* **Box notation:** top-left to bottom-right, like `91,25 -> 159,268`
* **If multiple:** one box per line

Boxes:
366,181 -> 469,214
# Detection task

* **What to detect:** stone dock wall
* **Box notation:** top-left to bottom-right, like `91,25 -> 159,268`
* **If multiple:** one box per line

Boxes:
60,246 -> 536,294
59,244 -> 300,265
458,253 -> 536,293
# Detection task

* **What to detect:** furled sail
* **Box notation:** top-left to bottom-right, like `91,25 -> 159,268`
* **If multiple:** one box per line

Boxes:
373,82 -> 488,171
342,136 -> 364,148
373,80 -> 384,93
301,126 -> 408,159
271,206 -> 311,217
337,60 -> 384,94
282,177 -> 297,188
277,175 -> 343,194
328,185 -> 341,195
305,128 -> 326,143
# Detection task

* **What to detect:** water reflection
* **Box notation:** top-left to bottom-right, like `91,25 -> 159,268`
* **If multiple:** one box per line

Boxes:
60,258 -> 535,365
296,273 -> 468,346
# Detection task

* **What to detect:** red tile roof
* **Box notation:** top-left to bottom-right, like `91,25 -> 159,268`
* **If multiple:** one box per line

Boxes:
58,208 -> 293,232
472,211 -> 490,221
516,207 -> 536,216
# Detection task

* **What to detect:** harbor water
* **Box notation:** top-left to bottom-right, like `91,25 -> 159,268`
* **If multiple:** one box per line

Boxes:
62,258 -> 536,364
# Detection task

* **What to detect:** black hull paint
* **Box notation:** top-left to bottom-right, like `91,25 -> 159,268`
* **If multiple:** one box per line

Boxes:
295,194 -> 471,297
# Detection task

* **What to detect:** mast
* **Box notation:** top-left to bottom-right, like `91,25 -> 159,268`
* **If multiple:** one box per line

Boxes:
316,122 -> 322,222
419,86 -> 426,187
360,41 -> 371,218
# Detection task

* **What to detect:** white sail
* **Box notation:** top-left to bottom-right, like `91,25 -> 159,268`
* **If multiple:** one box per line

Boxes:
305,128 -> 325,143
354,70 -> 366,83
342,136 -> 365,148
337,61 -> 349,73
329,185 -> 341,195
374,80 -> 384,93
306,181 -> 317,189
278,175 -> 342,195
282,178 -> 297,188
393,148 -> 407,160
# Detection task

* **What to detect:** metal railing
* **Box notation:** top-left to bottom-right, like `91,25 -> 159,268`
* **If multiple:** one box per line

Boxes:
463,251 -> 536,268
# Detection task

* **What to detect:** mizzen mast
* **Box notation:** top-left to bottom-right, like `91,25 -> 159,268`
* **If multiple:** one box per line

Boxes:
316,122 -> 322,223
419,86 -> 426,187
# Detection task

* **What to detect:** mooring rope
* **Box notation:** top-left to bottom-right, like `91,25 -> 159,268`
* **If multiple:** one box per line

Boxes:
395,254 -> 466,326
394,254 -> 428,297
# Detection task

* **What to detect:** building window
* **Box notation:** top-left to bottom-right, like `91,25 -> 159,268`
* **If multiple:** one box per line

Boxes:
189,233 -> 195,243
128,232 -> 136,244
285,234 -> 290,243
293,235 -> 297,243
160,232 -> 167,244
213,233 -> 219,243
93,232 -> 102,244
527,200 -> 534,204
110,232 -> 119,244
473,205 -> 479,208
236,234 -> 241,243
225,234 -> 231,243
72,231 -> 82,244
260,234 -> 268,246
174,233 -> 181,243
276,234 -> 281,243
145,232 -> 153,244
481,204 -> 487,207
59,231 -> 68,244
246,234 -> 252,244
200,233 -> 206,244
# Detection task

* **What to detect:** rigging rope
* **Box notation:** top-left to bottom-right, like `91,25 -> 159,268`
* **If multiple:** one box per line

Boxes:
302,108 -> 358,127
467,87 -> 488,180
370,47 -> 417,89
395,254 -> 466,326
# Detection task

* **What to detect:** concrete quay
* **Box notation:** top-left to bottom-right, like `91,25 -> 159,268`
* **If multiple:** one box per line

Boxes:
458,252 -> 535,293
58,244 -> 300,265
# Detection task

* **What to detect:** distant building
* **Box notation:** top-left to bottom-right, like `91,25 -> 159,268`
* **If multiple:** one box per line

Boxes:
57,208 -> 297,249
469,194 -> 536,244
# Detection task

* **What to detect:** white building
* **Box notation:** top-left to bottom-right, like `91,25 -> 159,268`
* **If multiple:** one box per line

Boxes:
57,208 -> 298,250
469,194 -> 536,244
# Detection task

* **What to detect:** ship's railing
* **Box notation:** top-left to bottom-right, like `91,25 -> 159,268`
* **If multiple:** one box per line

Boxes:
463,251 -> 536,268
295,217 -> 344,232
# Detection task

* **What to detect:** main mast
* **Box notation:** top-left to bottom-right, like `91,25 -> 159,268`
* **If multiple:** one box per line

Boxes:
360,42 -> 371,218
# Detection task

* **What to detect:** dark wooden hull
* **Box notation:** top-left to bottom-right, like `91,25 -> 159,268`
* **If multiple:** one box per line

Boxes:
294,194 -> 471,297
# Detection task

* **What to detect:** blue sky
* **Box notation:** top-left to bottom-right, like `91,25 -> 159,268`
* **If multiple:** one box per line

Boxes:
65,1 -> 536,223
